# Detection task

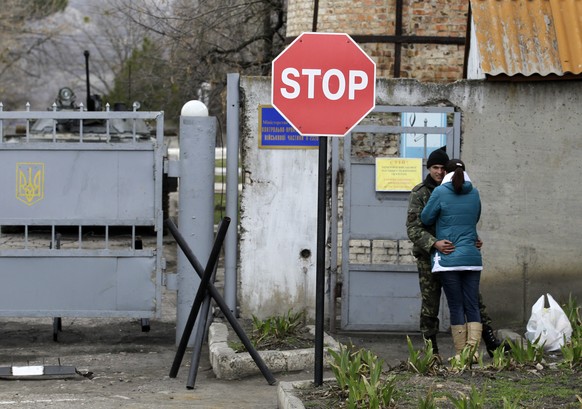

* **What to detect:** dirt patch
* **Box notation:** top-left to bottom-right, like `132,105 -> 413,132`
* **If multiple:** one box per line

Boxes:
295,362 -> 582,408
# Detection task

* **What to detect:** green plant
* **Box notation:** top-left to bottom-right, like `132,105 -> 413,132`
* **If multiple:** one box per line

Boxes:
449,345 -> 480,372
328,344 -> 396,409
507,337 -> 545,365
327,344 -> 363,391
490,344 -> 512,370
250,309 -> 305,349
564,294 -> 581,326
555,294 -> 581,374
405,335 -> 440,375
446,384 -> 486,408
417,387 -> 437,409
560,334 -> 582,369
229,309 -> 307,352
564,293 -> 582,341
501,395 -> 522,409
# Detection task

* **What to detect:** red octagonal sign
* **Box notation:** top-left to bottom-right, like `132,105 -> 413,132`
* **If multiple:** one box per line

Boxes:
271,32 -> 376,137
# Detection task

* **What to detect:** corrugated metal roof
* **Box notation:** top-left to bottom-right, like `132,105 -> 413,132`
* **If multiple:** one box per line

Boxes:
470,0 -> 582,77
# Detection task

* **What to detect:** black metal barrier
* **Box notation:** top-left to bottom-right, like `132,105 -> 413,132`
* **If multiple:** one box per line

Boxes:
165,218 -> 276,388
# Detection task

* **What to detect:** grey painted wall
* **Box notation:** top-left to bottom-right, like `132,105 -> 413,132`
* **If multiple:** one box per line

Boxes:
240,77 -> 582,327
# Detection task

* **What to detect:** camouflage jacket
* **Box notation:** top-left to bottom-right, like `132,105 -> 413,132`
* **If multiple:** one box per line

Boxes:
406,175 -> 439,266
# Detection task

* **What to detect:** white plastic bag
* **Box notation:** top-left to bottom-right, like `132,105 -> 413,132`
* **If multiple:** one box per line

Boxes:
525,293 -> 573,351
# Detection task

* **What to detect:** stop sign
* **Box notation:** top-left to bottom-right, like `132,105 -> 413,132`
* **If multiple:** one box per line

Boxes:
271,32 -> 376,137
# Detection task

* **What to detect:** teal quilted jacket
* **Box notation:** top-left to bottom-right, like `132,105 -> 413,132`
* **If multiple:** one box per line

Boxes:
420,172 -> 483,272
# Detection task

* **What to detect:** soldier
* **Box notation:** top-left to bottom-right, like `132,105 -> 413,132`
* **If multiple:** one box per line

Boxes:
406,148 -> 506,357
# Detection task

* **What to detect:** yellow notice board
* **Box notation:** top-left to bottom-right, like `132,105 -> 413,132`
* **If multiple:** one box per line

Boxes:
375,158 -> 422,191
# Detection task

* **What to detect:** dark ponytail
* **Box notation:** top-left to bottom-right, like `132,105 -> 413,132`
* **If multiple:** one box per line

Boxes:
445,159 -> 466,194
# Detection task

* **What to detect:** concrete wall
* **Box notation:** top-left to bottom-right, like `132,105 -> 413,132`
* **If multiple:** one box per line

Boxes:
239,77 -> 582,327
238,77 -> 319,319
377,79 -> 582,326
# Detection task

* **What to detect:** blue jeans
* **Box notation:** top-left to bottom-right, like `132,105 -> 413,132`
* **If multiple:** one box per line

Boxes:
439,270 -> 481,325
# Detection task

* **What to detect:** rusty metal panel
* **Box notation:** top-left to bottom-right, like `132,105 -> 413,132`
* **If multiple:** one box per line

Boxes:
550,0 -> 582,74
470,0 -> 582,76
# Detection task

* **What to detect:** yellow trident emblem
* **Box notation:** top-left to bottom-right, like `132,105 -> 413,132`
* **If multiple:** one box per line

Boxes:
16,162 -> 45,206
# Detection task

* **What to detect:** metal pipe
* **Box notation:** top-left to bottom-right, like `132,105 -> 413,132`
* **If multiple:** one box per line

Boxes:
224,73 -> 239,313
394,0 -> 403,77
314,136 -> 327,386
186,292 -> 213,389
83,50 -> 91,110
165,218 -> 276,385
312,0 -> 319,32
169,217 -> 230,378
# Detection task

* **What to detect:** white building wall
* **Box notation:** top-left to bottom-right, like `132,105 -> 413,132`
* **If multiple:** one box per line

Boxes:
238,77 -> 319,319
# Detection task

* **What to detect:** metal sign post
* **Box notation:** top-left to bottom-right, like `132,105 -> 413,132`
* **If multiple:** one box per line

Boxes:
271,32 -> 377,386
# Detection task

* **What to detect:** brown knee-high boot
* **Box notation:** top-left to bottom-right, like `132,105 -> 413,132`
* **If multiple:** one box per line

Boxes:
466,322 -> 483,362
450,324 -> 467,357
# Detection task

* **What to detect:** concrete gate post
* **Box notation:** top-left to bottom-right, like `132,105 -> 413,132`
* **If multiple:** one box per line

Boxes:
176,101 -> 216,346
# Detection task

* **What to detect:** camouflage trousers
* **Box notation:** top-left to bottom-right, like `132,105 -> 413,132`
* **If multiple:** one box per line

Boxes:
418,263 -> 492,338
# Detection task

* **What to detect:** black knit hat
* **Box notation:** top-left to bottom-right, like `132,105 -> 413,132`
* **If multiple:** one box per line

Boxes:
426,148 -> 449,168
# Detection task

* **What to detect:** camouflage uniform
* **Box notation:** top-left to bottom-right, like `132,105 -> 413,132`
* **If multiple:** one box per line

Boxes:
406,175 -> 492,339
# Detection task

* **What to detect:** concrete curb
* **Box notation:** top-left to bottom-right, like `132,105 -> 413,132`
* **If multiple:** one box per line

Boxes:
277,378 -> 335,409
208,322 -> 341,380
278,380 -> 307,409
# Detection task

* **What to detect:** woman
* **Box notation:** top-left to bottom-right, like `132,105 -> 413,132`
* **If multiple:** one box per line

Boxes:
420,159 -> 483,360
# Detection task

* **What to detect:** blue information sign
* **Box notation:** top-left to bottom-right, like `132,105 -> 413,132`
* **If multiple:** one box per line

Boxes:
259,106 -> 319,149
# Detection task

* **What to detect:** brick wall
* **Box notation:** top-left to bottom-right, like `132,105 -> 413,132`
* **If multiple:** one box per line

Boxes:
286,0 -> 468,81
